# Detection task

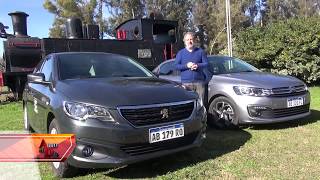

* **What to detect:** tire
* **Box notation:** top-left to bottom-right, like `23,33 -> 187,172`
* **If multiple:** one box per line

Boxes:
13,77 -> 22,101
23,102 -> 34,133
208,96 -> 239,129
49,119 -> 79,178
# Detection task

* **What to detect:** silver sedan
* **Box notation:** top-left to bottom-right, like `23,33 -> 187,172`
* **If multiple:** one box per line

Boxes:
153,55 -> 311,128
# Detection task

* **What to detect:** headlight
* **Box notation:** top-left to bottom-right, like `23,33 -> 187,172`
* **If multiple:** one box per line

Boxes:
63,101 -> 114,122
233,86 -> 271,97
196,97 -> 203,110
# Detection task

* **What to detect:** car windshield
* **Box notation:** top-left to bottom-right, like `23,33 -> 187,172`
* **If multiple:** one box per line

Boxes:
58,53 -> 153,80
208,56 -> 259,75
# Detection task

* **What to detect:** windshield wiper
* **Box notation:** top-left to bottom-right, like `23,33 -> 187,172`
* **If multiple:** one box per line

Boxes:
111,73 -> 135,77
238,70 -> 254,73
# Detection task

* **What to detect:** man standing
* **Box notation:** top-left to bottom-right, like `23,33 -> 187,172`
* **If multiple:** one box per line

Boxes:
175,32 -> 208,102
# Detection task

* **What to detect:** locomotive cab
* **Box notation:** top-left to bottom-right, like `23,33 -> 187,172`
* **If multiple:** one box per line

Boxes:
115,18 -> 178,60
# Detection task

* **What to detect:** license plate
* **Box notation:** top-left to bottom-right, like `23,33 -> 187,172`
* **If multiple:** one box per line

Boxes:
287,97 -> 304,108
149,123 -> 184,143
138,49 -> 152,58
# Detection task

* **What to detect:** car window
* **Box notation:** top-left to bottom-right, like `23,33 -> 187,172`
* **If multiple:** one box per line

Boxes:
33,57 -> 46,73
40,56 -> 53,81
159,61 -> 180,75
208,61 -> 222,75
208,56 -> 258,75
58,53 -> 153,80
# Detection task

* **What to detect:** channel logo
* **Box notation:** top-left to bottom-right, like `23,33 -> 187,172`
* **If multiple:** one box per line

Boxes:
0,134 -> 75,162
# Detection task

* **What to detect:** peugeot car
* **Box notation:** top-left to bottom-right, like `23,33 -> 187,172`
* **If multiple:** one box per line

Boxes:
23,52 -> 206,177
153,55 -> 310,128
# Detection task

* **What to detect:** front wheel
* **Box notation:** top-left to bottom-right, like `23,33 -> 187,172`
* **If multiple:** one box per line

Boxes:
49,119 -> 79,178
208,96 -> 239,129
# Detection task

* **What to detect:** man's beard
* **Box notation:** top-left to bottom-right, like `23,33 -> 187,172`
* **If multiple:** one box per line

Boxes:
185,43 -> 194,50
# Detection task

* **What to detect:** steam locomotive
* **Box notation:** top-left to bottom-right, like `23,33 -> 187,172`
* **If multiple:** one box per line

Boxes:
0,11 -> 182,100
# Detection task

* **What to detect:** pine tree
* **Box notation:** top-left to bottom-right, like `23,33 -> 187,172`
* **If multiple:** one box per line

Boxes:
43,0 -> 98,38
104,0 -> 145,36
144,0 -> 193,44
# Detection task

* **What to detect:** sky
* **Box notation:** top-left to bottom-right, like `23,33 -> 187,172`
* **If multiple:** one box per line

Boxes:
0,0 -> 54,57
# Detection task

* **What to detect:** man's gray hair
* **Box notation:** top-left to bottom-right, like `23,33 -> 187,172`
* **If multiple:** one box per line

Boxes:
183,32 -> 195,41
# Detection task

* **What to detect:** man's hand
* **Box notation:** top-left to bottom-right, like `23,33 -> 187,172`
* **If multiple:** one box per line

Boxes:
187,62 -> 194,69
191,63 -> 198,70
187,62 -> 198,70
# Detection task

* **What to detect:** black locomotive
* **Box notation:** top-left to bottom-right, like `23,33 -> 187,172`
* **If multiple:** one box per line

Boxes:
0,11 -> 181,99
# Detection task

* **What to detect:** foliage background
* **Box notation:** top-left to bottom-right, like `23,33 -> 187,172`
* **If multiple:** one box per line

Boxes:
42,0 -> 320,84
234,17 -> 320,84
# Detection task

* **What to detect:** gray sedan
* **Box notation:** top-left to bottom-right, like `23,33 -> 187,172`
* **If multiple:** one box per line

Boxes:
153,55 -> 311,128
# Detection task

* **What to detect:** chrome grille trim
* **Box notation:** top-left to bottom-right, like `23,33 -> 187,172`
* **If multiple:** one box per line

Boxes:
270,85 -> 307,97
117,100 -> 195,127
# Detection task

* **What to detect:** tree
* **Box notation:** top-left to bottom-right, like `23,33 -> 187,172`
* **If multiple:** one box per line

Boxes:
192,0 -> 210,49
263,0 -> 299,23
105,0 -> 193,44
43,0 -> 98,38
144,0 -> 193,44
260,0 -> 320,26
235,17 -> 320,84
256,0 -> 268,26
296,0 -> 320,17
192,0 -> 209,27
105,0 -> 145,36
193,0 -> 255,54
0,56 -> 4,72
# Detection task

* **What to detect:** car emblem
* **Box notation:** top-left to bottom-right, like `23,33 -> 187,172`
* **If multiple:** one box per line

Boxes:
290,86 -> 296,93
160,108 -> 169,119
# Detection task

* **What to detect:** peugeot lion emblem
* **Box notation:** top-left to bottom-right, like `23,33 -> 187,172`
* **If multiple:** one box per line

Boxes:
160,108 -> 169,119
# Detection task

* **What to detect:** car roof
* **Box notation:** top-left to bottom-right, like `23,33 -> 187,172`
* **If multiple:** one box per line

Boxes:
51,52 -> 121,57
161,55 -> 233,64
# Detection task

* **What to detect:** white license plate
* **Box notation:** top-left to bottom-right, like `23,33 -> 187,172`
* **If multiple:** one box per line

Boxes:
138,49 -> 152,58
287,97 -> 304,108
149,123 -> 184,143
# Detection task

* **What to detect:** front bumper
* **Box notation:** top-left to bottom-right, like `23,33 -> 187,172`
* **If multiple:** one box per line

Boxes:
56,106 -> 207,168
234,92 -> 311,124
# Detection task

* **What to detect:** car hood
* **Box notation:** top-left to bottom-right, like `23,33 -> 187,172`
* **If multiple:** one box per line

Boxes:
56,77 -> 196,108
159,75 -> 181,83
213,72 -> 305,88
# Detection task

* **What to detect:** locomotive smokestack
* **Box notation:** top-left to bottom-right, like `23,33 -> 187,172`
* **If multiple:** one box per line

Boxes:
8,11 -> 29,37
65,18 -> 83,39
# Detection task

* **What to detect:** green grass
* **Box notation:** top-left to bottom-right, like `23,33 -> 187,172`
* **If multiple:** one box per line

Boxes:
0,102 -> 23,131
309,85 -> 320,108
1,87 -> 320,179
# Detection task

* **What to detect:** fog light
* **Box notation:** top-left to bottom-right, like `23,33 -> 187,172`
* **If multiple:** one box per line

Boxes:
247,105 -> 268,117
82,145 -> 94,157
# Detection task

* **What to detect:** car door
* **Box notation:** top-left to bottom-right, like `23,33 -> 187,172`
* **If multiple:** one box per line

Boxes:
158,60 -> 181,82
28,56 -> 54,132
25,60 -> 44,132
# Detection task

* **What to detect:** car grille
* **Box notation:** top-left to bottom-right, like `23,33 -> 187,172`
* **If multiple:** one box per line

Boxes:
118,101 -> 194,127
272,104 -> 310,118
270,85 -> 307,97
120,131 -> 198,156
261,104 -> 310,118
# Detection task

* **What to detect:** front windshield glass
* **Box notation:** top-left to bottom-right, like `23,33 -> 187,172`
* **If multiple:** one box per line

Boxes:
58,53 -> 153,80
208,56 -> 259,75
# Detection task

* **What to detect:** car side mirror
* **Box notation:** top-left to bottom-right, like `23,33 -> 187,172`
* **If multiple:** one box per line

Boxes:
27,73 -> 51,85
152,70 -> 160,77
